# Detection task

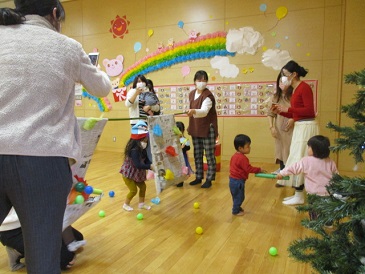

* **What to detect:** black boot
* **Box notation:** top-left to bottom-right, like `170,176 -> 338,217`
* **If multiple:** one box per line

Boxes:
176,182 -> 184,187
201,180 -> 212,188
189,179 -> 202,186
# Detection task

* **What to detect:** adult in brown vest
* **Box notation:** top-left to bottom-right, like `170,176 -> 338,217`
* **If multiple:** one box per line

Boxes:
186,70 -> 218,188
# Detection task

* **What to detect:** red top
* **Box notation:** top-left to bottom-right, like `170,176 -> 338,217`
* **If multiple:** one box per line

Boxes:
280,81 -> 315,121
229,152 -> 261,180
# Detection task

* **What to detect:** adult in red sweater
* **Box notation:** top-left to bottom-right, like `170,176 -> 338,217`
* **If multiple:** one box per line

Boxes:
272,60 -> 319,205
229,134 -> 263,216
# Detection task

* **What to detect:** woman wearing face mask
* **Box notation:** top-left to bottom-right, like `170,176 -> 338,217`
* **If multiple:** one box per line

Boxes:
125,74 -> 160,125
120,121 -> 152,211
186,70 -> 218,188
0,1 -> 111,273
272,60 -> 319,205
267,73 -> 294,183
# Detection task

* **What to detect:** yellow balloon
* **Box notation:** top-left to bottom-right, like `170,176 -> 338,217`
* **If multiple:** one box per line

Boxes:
148,29 -> 154,37
276,6 -> 288,20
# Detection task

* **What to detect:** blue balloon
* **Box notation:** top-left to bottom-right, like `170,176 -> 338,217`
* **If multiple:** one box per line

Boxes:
260,3 -> 267,12
134,42 -> 142,53
177,20 -> 184,28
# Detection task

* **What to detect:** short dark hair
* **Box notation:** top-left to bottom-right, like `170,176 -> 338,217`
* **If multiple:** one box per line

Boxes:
176,121 -> 185,133
234,134 -> 251,150
307,135 -> 330,159
193,70 -> 208,82
146,79 -> 156,94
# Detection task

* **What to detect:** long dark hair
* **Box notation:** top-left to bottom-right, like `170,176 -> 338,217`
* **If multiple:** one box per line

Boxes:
0,0 -> 65,26
124,138 -> 146,159
274,72 -> 293,102
132,74 -> 148,89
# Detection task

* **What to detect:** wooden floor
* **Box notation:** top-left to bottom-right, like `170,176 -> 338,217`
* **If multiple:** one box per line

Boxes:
0,151 -> 314,274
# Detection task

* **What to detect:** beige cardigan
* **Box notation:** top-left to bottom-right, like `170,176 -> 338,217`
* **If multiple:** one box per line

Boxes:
0,15 -> 111,162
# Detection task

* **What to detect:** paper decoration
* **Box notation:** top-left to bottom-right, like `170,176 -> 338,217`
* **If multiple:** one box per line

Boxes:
109,15 -> 130,39
112,87 -> 127,102
103,55 -> 124,77
261,48 -> 291,70
154,80 -> 317,117
226,27 -> 264,55
134,42 -> 142,53
147,114 -> 189,194
82,88 -> 112,112
63,118 -> 108,230
210,56 -> 239,78
276,6 -> 288,20
181,65 -> 190,77
118,31 -> 235,87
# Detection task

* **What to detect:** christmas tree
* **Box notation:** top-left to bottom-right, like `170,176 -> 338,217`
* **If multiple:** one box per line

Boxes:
287,69 -> 365,274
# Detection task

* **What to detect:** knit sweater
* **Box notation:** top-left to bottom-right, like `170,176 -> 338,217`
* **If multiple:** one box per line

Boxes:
0,15 -> 111,162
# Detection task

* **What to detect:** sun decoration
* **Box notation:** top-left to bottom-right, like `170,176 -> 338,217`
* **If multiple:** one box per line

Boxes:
109,15 -> 130,39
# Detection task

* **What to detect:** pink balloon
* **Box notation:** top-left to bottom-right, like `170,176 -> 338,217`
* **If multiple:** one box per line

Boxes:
181,65 -> 190,77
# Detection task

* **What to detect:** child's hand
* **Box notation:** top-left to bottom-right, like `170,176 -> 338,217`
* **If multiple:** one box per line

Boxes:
276,174 -> 283,179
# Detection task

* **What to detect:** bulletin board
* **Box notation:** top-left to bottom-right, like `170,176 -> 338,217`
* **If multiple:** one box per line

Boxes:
155,80 -> 317,117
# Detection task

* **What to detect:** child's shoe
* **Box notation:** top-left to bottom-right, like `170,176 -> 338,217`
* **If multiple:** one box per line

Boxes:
176,182 -> 184,187
138,203 -> 151,210
67,240 -> 87,252
6,246 -> 25,271
123,203 -> 134,211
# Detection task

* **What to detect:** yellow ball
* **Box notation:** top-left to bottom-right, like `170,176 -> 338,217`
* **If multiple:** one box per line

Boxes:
195,226 -> 203,234
193,202 -> 200,209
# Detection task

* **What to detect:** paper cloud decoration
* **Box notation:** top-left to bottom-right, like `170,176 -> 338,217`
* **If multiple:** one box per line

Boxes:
210,56 -> 239,78
226,27 -> 264,55
262,49 -> 291,70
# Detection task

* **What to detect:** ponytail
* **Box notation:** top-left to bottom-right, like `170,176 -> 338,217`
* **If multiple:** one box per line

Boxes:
282,60 -> 308,78
0,8 -> 24,25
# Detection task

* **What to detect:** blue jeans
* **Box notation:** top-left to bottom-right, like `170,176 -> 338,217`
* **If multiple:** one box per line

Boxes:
229,177 -> 245,214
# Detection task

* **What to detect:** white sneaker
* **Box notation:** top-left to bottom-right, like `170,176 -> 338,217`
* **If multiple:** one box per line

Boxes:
5,246 -> 25,271
138,203 -> 151,210
282,192 -> 304,205
67,240 -> 87,252
271,168 -> 281,174
283,195 -> 295,201
123,204 -> 134,211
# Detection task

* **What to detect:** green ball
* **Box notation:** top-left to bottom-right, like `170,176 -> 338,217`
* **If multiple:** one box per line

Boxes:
137,213 -> 144,220
75,182 -> 85,192
75,195 -> 84,204
98,210 -> 106,217
269,247 -> 278,256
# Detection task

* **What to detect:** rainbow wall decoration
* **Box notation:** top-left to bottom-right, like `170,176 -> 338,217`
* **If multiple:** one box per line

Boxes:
119,31 -> 235,87
82,88 -> 112,112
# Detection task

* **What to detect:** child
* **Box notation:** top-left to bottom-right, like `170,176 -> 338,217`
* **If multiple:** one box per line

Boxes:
229,134 -> 263,216
120,121 -> 153,211
276,135 -> 338,219
140,79 -> 160,116
176,121 -> 194,187
0,208 -> 84,271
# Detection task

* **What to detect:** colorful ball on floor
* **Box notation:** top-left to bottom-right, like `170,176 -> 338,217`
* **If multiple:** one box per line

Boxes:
109,190 -> 115,197
269,247 -> 278,256
137,213 -> 144,220
195,226 -> 203,234
98,210 -> 106,217
193,202 -> 200,209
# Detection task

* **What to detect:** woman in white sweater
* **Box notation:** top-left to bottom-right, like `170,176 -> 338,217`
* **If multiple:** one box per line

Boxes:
0,1 -> 111,273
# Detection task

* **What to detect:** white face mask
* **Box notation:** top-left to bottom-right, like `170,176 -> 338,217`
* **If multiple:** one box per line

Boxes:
136,82 -> 146,89
281,76 -> 292,87
196,81 -> 207,90
140,141 -> 148,149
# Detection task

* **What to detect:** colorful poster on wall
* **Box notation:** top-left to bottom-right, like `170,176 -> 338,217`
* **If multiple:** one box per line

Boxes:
147,114 -> 189,194
155,80 -> 317,117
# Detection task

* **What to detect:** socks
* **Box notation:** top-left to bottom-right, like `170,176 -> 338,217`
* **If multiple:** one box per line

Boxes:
67,240 -> 87,252
5,246 -> 25,271
123,203 -> 134,211
138,203 -> 151,210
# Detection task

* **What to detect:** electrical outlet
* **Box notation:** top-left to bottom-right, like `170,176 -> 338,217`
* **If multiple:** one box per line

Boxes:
113,137 -> 116,142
